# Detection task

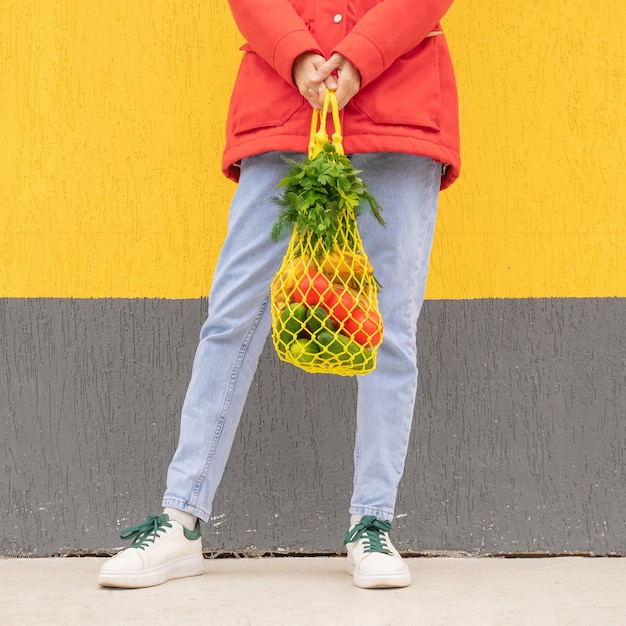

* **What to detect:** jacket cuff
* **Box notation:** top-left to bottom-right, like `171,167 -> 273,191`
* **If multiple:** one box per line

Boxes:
273,30 -> 323,85
333,32 -> 386,89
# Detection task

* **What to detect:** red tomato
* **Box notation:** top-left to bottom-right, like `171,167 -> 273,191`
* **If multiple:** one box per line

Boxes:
344,307 -> 383,348
326,288 -> 355,325
293,271 -> 331,307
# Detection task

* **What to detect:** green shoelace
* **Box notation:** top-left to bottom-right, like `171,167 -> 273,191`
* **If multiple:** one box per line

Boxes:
119,513 -> 172,550
344,515 -> 392,554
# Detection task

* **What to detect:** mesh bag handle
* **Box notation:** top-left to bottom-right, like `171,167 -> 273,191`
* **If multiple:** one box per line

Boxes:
270,90 -> 383,376
308,89 -> 344,158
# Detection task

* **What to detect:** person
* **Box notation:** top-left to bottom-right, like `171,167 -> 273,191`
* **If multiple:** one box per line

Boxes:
98,0 -> 460,590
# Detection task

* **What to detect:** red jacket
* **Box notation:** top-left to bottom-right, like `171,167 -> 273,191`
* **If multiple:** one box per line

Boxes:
223,0 -> 460,189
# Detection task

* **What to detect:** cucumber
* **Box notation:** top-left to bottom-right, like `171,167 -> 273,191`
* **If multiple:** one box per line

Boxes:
306,306 -> 337,334
316,330 -> 351,360
288,338 -> 319,363
277,303 -> 308,344
350,348 -> 374,370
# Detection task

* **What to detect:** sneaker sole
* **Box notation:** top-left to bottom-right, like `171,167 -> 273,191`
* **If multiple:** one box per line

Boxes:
346,554 -> 412,589
98,553 -> 205,589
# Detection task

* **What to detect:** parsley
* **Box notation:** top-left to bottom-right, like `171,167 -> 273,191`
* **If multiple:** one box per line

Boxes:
271,142 -> 385,249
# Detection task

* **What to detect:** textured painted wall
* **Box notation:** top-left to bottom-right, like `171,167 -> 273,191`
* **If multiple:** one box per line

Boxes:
2,1 -> 626,556
2,299 -> 625,556
435,1 -> 626,298
1,1 -> 238,298
1,1 -> 624,298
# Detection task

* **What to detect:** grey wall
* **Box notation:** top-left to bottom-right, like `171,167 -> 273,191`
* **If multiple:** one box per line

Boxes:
1,298 -> 625,556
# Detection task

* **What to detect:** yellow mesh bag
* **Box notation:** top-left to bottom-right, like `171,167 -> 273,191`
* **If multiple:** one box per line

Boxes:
270,90 -> 385,376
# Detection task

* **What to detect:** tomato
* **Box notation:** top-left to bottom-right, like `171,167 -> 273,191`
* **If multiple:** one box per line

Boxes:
343,307 -> 383,348
294,271 -> 382,349
293,270 -> 331,307
326,288 -> 355,326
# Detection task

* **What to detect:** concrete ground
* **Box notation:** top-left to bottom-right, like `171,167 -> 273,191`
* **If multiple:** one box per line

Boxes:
2,556 -> 625,625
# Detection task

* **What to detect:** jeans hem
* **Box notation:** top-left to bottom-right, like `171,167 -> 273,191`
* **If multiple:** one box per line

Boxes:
349,506 -> 394,522
161,497 -> 211,523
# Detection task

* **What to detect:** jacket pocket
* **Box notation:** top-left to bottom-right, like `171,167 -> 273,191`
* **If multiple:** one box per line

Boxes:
231,46 -> 305,135
352,37 -> 441,131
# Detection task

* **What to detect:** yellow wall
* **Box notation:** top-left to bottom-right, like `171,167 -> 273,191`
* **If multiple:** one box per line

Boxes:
1,1 -> 624,298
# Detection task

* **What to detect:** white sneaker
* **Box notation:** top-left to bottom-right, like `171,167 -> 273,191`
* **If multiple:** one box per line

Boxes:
98,513 -> 204,588
344,515 -> 411,589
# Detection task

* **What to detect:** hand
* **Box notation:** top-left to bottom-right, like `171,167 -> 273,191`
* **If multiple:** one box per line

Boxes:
293,52 -> 334,110
311,53 -> 361,110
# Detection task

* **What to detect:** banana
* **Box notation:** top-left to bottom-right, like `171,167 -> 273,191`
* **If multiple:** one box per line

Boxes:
345,284 -> 374,312
319,248 -> 373,281
271,253 -> 311,306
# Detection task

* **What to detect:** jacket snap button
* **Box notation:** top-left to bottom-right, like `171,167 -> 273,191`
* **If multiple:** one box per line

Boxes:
333,13 -> 343,23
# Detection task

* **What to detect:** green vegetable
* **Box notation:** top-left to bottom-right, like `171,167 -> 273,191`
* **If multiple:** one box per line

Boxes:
271,142 -> 385,250
306,306 -> 337,335
350,347 -> 374,370
343,336 -> 363,356
316,330 -> 353,361
277,302 -> 308,340
288,338 -> 318,363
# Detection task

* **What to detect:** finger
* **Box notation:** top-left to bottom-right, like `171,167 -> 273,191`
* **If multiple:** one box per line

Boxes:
334,81 -> 359,110
307,87 -> 323,109
312,59 -> 340,88
293,52 -> 328,99
308,86 -> 323,106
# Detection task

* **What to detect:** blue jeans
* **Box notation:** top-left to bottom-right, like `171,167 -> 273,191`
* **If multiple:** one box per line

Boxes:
162,151 -> 441,522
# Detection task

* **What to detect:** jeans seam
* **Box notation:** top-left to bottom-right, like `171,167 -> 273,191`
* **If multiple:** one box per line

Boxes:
349,505 -> 394,522
189,293 -> 270,507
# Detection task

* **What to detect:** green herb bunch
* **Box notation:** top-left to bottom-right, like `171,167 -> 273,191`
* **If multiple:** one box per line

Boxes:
271,142 -> 385,249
